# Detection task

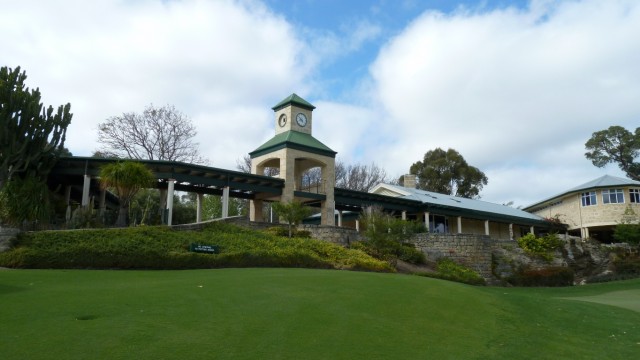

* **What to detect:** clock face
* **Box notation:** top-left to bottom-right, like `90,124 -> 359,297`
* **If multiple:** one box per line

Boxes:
278,114 -> 287,127
296,113 -> 307,127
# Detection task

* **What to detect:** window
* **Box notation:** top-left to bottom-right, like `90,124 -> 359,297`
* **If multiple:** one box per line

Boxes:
602,189 -> 624,204
581,191 -> 597,206
631,189 -> 640,203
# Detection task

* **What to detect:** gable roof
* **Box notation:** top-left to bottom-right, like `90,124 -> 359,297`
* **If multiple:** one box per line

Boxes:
524,175 -> 640,210
271,93 -> 316,112
370,183 -> 548,225
249,130 -> 337,158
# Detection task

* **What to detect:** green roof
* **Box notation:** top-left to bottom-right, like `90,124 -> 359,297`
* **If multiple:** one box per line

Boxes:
272,93 -> 316,111
249,131 -> 336,158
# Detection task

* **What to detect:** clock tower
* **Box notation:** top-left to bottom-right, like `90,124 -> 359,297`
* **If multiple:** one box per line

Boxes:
249,93 -> 336,226
273,94 -> 313,135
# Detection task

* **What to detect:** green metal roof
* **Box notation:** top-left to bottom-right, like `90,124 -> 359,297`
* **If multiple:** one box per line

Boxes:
271,93 -> 316,111
249,131 -> 337,158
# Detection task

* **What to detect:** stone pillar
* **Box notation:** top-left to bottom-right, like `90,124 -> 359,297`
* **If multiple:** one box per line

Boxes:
196,193 -> 204,223
457,216 -> 462,234
509,223 -> 514,240
82,175 -> 91,208
250,200 -> 264,222
159,189 -> 167,224
484,220 -> 490,236
530,225 -> 535,235
337,210 -> 343,227
167,179 -> 175,226
402,211 -> 407,221
424,212 -> 430,232
222,186 -> 230,218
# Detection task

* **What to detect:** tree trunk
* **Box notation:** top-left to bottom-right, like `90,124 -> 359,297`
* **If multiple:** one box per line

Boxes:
115,205 -> 128,227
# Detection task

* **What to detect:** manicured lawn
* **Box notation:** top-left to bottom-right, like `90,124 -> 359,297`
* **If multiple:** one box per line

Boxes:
1,268 -> 639,359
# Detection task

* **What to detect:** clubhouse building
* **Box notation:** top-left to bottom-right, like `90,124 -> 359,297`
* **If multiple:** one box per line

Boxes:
51,94 -> 638,241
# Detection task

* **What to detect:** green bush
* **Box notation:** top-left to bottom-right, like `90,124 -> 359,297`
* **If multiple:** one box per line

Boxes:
432,258 -> 485,285
263,226 -> 311,238
517,233 -> 563,261
613,255 -> 640,275
507,266 -> 574,287
0,222 -> 393,272
613,224 -> 640,245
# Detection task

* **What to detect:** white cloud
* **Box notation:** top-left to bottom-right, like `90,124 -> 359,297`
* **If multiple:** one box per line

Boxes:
367,0 -> 640,204
1,0 -> 310,169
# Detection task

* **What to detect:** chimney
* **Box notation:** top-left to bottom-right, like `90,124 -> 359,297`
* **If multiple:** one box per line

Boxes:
403,174 -> 416,189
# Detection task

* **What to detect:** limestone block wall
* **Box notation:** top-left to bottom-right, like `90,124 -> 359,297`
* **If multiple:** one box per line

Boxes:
299,224 -> 361,246
410,233 -> 498,280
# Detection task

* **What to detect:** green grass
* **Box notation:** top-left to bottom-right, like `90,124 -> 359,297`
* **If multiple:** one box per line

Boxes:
1,269 -> 639,359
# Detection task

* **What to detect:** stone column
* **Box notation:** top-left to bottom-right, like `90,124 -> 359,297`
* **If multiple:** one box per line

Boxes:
167,179 -> 175,226
424,212 -> 430,232
222,186 -> 230,218
250,200 -> 264,222
196,193 -> 204,223
509,223 -> 514,240
457,216 -> 462,234
337,210 -> 343,227
402,211 -> 407,221
484,220 -> 490,236
530,225 -> 535,235
82,175 -> 91,208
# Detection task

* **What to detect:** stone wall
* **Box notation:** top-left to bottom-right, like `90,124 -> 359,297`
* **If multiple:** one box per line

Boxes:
0,227 -> 20,253
410,233 -> 498,280
299,224 -> 361,246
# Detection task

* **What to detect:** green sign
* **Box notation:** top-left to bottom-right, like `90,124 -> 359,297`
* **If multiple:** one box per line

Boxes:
190,243 -> 219,254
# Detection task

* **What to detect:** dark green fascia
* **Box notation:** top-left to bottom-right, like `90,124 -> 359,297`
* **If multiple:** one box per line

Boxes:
272,93 -> 316,112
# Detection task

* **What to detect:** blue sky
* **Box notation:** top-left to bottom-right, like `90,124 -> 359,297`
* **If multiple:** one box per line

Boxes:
2,0 -> 639,207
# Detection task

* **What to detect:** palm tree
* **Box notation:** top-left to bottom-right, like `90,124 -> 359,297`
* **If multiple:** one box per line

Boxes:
100,161 -> 154,227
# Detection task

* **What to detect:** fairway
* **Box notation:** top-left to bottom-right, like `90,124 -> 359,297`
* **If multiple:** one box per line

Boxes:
1,268 -> 639,359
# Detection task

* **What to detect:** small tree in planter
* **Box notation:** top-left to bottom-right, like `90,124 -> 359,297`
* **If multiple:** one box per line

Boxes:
271,200 -> 312,238
99,161 -> 154,227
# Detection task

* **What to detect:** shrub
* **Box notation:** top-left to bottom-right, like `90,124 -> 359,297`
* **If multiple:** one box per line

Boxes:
613,255 -> 640,275
613,224 -> 640,245
0,222 -> 393,272
432,258 -> 485,285
517,233 -> 563,261
507,266 -> 574,287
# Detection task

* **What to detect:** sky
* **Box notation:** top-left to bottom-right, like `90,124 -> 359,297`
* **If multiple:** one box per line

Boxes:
2,0 -> 639,207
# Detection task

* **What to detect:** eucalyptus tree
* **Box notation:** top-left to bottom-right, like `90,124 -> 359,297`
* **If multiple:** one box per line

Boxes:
409,148 -> 488,199
585,126 -> 640,181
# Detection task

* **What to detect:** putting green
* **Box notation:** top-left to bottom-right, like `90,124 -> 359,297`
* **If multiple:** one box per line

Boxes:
563,290 -> 640,313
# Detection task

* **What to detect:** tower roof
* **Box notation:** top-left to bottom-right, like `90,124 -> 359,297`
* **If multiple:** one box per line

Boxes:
249,130 -> 336,158
272,93 -> 316,112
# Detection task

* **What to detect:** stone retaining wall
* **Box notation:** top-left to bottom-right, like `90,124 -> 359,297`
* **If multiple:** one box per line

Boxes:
299,225 -> 361,246
409,233 -> 499,280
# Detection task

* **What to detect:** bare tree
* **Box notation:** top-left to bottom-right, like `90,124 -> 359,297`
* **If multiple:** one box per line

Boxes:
97,104 -> 208,164
237,154 -> 279,176
335,161 -> 390,192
